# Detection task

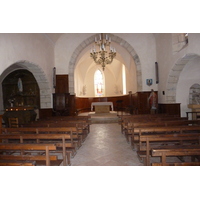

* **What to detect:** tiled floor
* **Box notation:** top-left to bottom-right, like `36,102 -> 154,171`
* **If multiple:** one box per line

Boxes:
71,123 -> 144,166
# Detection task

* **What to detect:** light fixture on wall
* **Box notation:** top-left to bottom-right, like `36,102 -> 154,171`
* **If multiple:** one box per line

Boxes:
90,33 -> 116,71
53,67 -> 56,88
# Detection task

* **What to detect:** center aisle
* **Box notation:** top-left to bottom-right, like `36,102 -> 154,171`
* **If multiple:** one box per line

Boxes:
71,123 -> 143,166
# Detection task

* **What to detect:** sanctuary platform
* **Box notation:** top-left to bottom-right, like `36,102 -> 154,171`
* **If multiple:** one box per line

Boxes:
79,111 -> 122,124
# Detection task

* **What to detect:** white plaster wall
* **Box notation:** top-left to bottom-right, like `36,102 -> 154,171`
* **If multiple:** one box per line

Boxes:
155,33 -> 200,104
0,33 -> 55,109
176,57 -> 200,117
54,33 -> 157,92
78,61 -> 123,97
104,62 -> 122,96
114,33 -> 157,91
0,34 -> 54,84
55,33 -> 94,74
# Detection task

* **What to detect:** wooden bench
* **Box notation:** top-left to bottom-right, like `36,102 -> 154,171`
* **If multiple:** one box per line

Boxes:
123,120 -> 200,144
151,145 -> 200,166
2,127 -> 81,149
0,134 -> 75,165
131,126 -> 200,149
0,161 -> 36,166
0,143 -> 60,166
137,133 -> 200,166
23,121 -> 88,144
36,116 -> 91,130
120,115 -> 188,134
1,127 -> 78,165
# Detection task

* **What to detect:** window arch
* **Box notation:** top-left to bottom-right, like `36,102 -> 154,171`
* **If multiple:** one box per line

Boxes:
94,69 -> 104,97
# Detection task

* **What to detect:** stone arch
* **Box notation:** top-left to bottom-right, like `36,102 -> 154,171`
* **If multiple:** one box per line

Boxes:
0,60 -> 51,110
68,34 -> 142,94
166,53 -> 200,103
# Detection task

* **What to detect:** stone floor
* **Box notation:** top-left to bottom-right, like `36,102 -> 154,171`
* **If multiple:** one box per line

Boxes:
71,123 -> 144,166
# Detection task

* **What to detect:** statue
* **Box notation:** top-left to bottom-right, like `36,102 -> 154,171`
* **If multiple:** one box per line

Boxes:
148,89 -> 157,114
192,90 -> 200,104
18,78 -> 23,93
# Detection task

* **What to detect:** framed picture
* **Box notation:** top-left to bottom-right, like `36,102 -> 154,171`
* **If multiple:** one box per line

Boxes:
146,79 -> 153,86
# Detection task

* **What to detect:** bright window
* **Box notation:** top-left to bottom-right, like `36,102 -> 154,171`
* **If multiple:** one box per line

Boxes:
94,69 -> 104,96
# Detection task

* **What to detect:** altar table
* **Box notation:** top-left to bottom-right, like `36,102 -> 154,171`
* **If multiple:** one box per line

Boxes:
91,102 -> 114,112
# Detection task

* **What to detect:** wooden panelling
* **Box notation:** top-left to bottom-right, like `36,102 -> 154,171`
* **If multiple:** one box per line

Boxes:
39,109 -> 53,119
55,75 -> 69,93
69,95 -> 76,116
75,91 -> 157,115
0,115 -> 2,137
52,93 -> 76,116
47,90 -> 178,116
76,95 -> 132,114
158,103 -> 180,116
137,91 -> 152,114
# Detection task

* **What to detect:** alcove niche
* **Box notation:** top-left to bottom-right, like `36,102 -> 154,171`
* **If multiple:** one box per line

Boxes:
2,69 -> 40,109
189,83 -> 200,105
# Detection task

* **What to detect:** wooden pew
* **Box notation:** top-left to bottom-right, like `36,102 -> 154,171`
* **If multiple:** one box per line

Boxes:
0,133 -> 74,165
0,162 -> 35,166
2,127 -> 81,149
0,143 -> 59,166
24,121 -> 88,144
1,127 -> 77,165
131,126 -> 200,149
124,120 -> 200,144
120,115 -> 188,134
137,133 -> 200,166
37,116 -> 91,133
151,145 -> 200,166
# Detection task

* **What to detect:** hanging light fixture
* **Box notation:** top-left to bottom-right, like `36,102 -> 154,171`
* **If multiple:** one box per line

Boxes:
90,33 -> 116,71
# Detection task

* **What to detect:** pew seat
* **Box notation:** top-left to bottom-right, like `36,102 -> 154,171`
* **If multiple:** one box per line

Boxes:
151,145 -> 200,166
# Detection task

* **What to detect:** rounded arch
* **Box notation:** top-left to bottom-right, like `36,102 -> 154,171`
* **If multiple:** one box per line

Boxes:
0,60 -> 51,111
68,33 -> 142,94
166,53 -> 200,103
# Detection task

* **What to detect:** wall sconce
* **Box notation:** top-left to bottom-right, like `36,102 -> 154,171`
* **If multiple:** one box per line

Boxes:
53,67 -> 56,88
155,62 -> 159,84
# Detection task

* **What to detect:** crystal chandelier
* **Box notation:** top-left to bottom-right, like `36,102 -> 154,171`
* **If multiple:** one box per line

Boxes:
90,33 -> 116,71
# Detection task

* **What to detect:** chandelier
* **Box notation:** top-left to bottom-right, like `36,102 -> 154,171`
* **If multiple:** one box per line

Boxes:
90,33 -> 116,71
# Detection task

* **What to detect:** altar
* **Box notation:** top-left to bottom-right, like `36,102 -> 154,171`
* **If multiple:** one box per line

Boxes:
91,102 -> 114,113
3,106 -> 37,127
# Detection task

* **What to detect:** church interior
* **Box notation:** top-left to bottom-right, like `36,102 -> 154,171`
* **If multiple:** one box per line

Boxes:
1,1 -> 200,199
1,33 -> 200,167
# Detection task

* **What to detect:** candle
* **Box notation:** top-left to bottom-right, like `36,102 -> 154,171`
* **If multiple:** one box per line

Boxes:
102,44 -> 105,51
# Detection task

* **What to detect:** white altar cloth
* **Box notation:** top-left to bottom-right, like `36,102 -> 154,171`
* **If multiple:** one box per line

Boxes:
91,102 -> 114,111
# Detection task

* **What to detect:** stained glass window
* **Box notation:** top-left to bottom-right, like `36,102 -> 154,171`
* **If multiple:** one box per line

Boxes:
94,69 -> 104,96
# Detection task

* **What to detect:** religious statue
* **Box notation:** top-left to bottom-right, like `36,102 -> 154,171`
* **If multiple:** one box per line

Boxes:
148,89 -> 157,114
18,78 -> 23,92
192,90 -> 200,104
